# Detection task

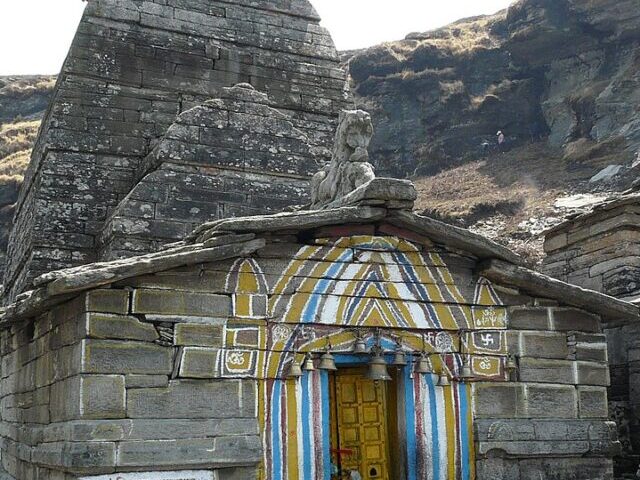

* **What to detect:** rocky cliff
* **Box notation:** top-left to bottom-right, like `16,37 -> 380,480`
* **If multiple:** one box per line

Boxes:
0,76 -> 56,279
346,0 -> 640,259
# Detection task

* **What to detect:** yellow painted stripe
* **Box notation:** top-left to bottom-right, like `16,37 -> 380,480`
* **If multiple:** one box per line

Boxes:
444,385 -> 457,480
234,294 -> 252,317
432,303 -> 458,330
238,260 -> 260,293
257,380 -> 267,480
271,245 -> 321,296
286,379 -> 299,480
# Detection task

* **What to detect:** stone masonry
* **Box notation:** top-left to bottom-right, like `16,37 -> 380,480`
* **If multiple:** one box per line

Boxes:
543,193 -> 640,301
98,83 -> 322,260
542,192 -> 640,476
0,184 -> 628,478
4,0 -> 350,303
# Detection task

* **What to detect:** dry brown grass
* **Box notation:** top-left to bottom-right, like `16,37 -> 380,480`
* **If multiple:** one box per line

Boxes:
0,76 -> 56,96
413,140 -> 589,251
563,136 -> 633,168
0,119 -> 39,187
415,143 -> 564,216
412,137 -> 635,264
405,14 -> 505,55
0,150 -> 30,183
0,120 -> 40,155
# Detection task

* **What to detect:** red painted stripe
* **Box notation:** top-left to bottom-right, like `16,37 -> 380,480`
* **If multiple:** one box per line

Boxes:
312,372 -> 324,478
452,382 -> 462,478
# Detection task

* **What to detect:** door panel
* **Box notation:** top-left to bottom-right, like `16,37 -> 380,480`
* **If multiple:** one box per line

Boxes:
332,369 -> 391,480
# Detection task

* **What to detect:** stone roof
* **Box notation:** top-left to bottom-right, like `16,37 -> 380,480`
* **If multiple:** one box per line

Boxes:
545,191 -> 640,236
1,203 -> 637,327
98,84 -> 323,261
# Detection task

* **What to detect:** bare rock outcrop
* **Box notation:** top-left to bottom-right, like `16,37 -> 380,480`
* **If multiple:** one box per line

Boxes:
346,0 -> 640,178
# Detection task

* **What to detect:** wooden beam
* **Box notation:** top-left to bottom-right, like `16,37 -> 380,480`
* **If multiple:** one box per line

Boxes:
478,259 -> 640,324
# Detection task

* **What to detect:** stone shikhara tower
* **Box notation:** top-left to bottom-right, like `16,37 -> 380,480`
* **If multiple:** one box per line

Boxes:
4,0 -> 351,303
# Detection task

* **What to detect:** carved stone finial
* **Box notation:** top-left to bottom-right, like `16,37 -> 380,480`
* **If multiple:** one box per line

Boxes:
310,109 -> 417,210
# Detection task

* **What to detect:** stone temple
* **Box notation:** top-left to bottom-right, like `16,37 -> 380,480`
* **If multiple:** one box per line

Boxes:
1,2 -> 638,480
3,0 -> 350,303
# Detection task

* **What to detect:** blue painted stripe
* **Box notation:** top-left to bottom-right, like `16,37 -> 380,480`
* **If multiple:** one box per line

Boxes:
345,282 -> 375,320
272,381 -> 283,480
344,269 -> 385,321
458,383 -> 471,480
392,252 -> 441,328
404,364 -> 417,480
425,374 -> 441,480
321,371 -> 331,480
301,250 -> 352,323
301,373 -> 313,480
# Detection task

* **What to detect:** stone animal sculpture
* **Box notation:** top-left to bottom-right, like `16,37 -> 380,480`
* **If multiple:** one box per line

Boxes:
311,110 -> 376,208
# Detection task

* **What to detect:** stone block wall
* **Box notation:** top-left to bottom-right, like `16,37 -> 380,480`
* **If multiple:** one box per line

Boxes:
0,288 -> 260,479
98,84 -> 318,260
475,304 -> 617,479
4,0 -> 351,302
542,201 -> 640,300
542,198 -> 640,475
0,227 -> 621,479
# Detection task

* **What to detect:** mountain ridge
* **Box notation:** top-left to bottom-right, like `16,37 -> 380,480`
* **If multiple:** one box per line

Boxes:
343,0 -> 640,261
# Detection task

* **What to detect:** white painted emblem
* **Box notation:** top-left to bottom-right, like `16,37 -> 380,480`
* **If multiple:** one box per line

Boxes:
272,324 -> 291,343
480,333 -> 495,347
435,332 -> 454,352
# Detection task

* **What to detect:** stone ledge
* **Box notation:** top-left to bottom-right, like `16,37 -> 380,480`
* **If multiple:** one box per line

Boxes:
322,178 -> 417,209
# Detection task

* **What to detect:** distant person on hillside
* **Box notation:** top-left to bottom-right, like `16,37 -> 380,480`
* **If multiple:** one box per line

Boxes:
497,131 -> 506,152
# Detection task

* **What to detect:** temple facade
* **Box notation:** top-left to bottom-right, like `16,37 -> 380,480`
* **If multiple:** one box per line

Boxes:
1,1 -> 635,479
0,157 -> 627,478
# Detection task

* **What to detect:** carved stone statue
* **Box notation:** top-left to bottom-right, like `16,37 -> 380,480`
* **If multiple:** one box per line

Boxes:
311,110 -> 376,208
310,109 -> 417,210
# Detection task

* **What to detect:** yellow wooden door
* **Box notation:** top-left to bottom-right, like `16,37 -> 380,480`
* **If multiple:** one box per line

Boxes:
333,370 -> 390,480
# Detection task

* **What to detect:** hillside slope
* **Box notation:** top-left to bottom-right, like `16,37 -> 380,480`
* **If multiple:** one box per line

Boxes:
346,0 -> 640,261
0,76 -> 56,277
